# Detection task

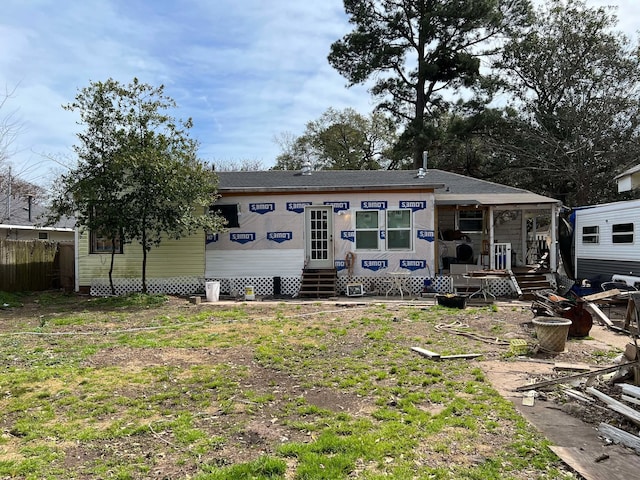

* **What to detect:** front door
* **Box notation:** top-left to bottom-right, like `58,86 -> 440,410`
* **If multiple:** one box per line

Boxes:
304,206 -> 334,269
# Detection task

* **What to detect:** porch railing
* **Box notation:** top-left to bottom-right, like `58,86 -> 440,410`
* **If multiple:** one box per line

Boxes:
493,243 -> 512,270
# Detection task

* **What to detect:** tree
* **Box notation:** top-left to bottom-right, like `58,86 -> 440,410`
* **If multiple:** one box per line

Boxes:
328,0 -> 532,169
273,108 -> 398,170
49,78 -> 224,294
492,0 -> 640,206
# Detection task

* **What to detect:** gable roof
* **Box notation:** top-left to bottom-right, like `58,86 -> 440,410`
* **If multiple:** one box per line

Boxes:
215,169 -> 559,207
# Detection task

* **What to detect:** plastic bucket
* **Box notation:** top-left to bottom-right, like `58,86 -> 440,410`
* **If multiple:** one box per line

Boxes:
205,281 -> 220,302
245,285 -> 255,301
532,316 -> 572,353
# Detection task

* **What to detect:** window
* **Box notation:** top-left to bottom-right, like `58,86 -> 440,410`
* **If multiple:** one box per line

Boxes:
355,211 -> 379,249
386,209 -> 411,250
211,204 -> 240,228
582,226 -> 599,244
458,210 -> 483,232
612,223 -> 634,244
38,232 -> 49,240
90,230 -> 123,254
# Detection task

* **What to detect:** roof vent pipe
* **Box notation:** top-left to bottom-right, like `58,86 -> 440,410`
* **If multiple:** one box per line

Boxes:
416,151 -> 427,178
301,161 -> 312,176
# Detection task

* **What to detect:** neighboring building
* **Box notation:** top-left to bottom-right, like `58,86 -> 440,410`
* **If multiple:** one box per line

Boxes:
615,164 -> 640,193
0,194 -> 74,242
76,168 -> 561,297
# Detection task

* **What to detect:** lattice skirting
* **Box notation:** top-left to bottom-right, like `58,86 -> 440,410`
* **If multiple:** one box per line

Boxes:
90,274 -> 528,298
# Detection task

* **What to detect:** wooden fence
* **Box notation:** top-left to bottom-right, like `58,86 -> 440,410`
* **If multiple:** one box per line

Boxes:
0,239 -> 75,292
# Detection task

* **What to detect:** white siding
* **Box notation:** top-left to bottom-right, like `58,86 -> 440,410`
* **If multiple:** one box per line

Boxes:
575,201 -> 640,263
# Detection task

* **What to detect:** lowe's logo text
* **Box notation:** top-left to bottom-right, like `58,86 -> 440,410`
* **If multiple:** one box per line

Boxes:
361,201 -> 387,210
362,259 -> 388,271
205,233 -> 219,244
400,260 -> 425,271
335,260 -> 347,271
230,233 -> 256,244
417,230 -> 435,242
267,232 -> 292,243
249,203 -> 275,214
341,231 -> 355,242
324,201 -> 349,212
286,202 -> 312,214
400,200 -> 426,212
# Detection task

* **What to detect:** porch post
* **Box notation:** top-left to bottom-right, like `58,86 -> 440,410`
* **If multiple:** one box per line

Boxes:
488,207 -> 495,269
550,203 -> 558,272
521,211 -> 527,267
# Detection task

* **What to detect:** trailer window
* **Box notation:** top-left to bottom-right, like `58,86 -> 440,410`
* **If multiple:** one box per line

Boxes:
612,223 -> 634,244
581,226 -> 599,244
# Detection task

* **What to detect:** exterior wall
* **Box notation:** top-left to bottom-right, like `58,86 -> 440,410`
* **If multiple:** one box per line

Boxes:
206,191 -> 437,290
78,229 -> 205,294
574,200 -> 640,280
0,228 -> 74,243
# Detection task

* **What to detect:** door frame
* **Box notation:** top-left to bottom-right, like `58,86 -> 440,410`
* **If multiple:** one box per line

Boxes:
304,205 -> 334,269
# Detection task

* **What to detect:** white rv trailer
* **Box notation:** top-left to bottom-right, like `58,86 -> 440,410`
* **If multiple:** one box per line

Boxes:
572,199 -> 640,286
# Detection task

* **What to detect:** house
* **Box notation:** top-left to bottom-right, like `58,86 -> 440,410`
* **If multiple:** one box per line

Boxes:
76,168 -> 561,297
615,164 -> 640,193
0,194 -> 75,242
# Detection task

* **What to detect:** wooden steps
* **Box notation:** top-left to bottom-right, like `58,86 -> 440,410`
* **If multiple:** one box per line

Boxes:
513,272 -> 553,300
298,268 -> 337,298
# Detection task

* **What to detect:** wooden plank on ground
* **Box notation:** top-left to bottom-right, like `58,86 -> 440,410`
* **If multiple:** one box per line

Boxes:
598,423 -> 640,454
620,383 -> 640,400
585,302 -> 614,327
515,362 -> 639,392
439,353 -> 482,360
582,289 -> 621,302
549,445 -> 640,480
554,362 -> 593,372
586,387 -> 640,426
410,347 -> 440,359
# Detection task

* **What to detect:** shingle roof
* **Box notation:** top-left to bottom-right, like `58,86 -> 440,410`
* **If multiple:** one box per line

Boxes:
0,196 -> 75,230
215,169 -> 560,206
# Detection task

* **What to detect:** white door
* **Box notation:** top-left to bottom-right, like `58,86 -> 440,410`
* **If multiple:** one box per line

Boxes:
304,206 -> 334,269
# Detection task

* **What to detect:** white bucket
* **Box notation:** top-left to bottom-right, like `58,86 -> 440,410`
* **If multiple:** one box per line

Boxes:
245,285 -> 255,301
205,281 -> 220,302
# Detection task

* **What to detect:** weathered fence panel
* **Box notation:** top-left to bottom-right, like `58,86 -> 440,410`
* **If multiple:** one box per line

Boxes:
0,240 -> 73,292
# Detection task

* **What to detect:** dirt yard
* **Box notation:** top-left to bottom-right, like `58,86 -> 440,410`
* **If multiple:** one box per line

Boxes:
0,292 -> 637,479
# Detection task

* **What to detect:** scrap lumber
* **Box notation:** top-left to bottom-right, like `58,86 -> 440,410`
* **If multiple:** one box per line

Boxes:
410,347 -> 440,359
586,387 -> 640,426
549,445 -> 640,480
515,362 -> 640,392
598,423 -> 640,454
581,289 -> 622,302
621,395 -> 640,407
410,347 -> 481,361
585,302 -> 614,327
620,383 -> 640,400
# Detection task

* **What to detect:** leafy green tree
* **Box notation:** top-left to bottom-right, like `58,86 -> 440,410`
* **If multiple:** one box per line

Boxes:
493,0 -> 640,206
273,108 -> 398,170
328,0 -> 532,169
49,78 -> 223,294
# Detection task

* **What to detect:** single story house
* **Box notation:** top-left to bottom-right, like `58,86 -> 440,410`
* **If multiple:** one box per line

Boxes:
77,168 -> 561,297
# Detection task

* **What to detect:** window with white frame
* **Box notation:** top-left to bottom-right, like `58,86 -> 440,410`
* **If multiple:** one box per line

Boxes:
612,223 -> 634,244
458,210 -> 483,233
386,209 -> 411,250
355,210 -> 379,249
581,225 -> 599,244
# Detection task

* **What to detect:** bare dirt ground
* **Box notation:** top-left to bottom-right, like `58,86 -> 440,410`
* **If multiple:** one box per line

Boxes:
1,293 -> 639,479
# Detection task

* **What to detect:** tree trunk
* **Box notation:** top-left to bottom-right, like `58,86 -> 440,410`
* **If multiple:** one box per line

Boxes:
109,238 -> 116,296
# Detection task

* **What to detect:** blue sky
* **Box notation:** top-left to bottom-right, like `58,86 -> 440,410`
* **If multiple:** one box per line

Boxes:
1,0 -> 638,190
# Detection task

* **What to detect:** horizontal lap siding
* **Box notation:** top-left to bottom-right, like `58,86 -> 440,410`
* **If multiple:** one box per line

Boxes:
78,230 -> 205,285
205,249 -> 304,278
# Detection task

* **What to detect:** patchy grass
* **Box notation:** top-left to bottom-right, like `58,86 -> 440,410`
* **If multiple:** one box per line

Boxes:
0,292 -> 577,479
